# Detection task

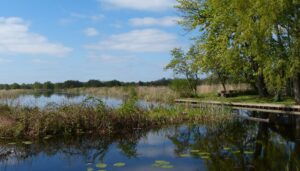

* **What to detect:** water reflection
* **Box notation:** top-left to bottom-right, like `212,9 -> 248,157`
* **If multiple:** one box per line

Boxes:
0,92 -> 160,109
1,113 -> 300,170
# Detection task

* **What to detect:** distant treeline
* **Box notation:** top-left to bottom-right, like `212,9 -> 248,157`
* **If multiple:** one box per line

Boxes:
0,78 -> 174,90
0,77 -> 229,90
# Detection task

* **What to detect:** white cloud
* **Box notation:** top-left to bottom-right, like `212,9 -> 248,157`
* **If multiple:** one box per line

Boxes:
129,16 -> 180,27
86,29 -> 178,53
84,27 -> 99,37
0,17 -> 72,56
98,0 -> 175,11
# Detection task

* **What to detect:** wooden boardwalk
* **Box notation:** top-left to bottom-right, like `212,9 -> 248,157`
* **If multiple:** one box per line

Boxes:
175,99 -> 300,115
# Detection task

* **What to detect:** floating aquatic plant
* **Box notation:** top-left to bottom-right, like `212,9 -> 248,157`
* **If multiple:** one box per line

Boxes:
96,163 -> 107,168
7,142 -> 16,145
154,160 -> 170,165
201,156 -> 211,160
179,154 -> 190,158
223,147 -> 231,150
87,167 -> 93,171
244,151 -> 254,155
22,141 -> 32,145
161,165 -> 174,169
152,160 -> 174,169
198,152 -> 210,156
43,135 -> 52,140
232,150 -> 240,154
190,150 -> 200,153
113,162 -> 126,167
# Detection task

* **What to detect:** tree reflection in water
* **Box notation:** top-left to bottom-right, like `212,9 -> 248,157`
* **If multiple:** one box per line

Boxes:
1,112 -> 300,171
168,113 -> 300,171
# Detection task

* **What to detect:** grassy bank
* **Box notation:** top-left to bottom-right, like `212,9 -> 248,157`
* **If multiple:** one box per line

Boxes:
0,97 -> 232,139
196,93 -> 296,105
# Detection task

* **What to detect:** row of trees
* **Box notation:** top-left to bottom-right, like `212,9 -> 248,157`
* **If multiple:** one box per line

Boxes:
0,79 -> 173,90
167,0 -> 300,104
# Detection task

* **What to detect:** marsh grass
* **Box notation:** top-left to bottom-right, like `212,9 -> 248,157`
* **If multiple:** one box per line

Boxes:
67,86 -> 179,103
0,96 -> 232,139
0,89 -> 32,99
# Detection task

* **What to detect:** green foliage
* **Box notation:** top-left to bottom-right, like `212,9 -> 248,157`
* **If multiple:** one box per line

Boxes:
170,79 -> 194,97
174,0 -> 300,103
165,46 -> 201,95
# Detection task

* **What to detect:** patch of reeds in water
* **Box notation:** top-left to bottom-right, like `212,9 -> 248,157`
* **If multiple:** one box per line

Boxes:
0,97 -> 233,139
67,86 -> 179,103
0,89 -> 32,99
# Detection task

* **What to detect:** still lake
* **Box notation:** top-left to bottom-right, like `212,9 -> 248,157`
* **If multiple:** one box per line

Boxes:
0,93 -> 299,171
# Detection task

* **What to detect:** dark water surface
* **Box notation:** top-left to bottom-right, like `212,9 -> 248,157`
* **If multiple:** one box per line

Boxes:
0,93 -> 300,170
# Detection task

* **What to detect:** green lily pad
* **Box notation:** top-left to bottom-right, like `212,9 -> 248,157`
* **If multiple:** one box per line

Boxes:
223,147 -> 231,150
113,162 -> 126,167
201,156 -> 211,159
98,170 -> 106,171
190,150 -> 200,153
155,160 -> 170,165
232,150 -> 240,154
87,168 -> 93,171
179,154 -> 190,158
96,163 -> 107,168
43,135 -> 52,140
198,152 -> 210,156
22,141 -> 32,145
7,142 -> 16,145
160,165 -> 174,169
244,151 -> 254,155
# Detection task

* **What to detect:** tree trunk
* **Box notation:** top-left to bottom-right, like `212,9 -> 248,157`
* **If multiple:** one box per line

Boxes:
286,78 -> 293,97
294,74 -> 300,105
221,81 -> 227,92
256,74 -> 269,97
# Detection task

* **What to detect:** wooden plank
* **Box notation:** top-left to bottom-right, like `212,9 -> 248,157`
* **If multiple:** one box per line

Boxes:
175,99 -> 300,112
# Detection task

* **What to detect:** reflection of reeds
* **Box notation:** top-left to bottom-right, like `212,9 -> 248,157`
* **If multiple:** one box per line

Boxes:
0,97 -> 232,139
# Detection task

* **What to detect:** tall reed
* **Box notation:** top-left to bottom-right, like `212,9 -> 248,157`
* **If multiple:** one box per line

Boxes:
0,97 -> 232,139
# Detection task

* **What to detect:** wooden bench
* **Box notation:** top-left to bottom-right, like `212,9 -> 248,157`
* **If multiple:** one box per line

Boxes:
218,90 -> 238,98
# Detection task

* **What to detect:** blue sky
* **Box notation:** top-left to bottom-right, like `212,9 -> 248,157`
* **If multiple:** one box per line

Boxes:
0,0 -> 193,84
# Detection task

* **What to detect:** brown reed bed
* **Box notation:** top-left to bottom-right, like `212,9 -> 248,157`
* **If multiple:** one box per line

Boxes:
0,97 -> 232,139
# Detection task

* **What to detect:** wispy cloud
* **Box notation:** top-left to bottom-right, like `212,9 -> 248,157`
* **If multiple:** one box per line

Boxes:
84,27 -> 99,37
98,0 -> 175,11
0,17 -> 72,56
86,29 -> 178,53
129,16 -> 180,27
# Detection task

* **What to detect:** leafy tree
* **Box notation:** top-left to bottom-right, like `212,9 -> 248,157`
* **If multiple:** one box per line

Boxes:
174,0 -> 300,103
43,81 -> 54,90
165,46 -> 202,95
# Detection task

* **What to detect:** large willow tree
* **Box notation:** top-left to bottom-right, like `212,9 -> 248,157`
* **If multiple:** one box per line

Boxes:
175,0 -> 300,103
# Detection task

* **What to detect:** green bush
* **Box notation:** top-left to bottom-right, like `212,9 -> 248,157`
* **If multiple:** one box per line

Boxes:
169,79 -> 194,97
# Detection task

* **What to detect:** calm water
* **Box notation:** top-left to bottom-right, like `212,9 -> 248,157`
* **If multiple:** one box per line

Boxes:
1,116 -> 300,171
0,92 -> 159,109
0,93 -> 300,170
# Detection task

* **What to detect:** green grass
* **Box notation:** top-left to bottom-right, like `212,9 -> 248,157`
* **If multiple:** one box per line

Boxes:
196,93 -> 296,105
